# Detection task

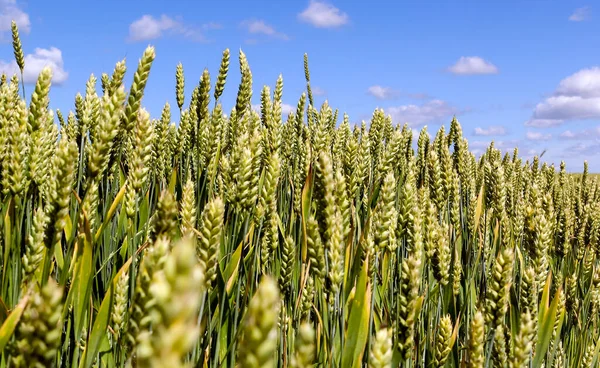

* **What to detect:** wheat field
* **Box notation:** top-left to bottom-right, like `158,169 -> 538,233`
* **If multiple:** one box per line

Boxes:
0,19 -> 598,368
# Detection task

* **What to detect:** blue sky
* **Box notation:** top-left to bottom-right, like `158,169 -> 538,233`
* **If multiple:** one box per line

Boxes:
1,0 -> 599,171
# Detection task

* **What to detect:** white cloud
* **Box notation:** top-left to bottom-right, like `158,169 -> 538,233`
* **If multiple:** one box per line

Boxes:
367,85 -> 398,100
470,139 -> 537,158
560,126 -> 600,140
524,118 -> 564,128
473,125 -> 507,136
367,86 -> 430,100
564,141 -> 600,157
240,19 -> 288,40
281,103 -> 295,115
569,6 -> 591,21
526,131 -> 552,141
128,14 -> 216,42
385,99 -> 459,127
0,47 -> 68,84
526,96 -> 600,127
447,56 -> 499,75
525,67 -> 600,127
298,0 -> 349,28
555,67 -> 600,98
470,139 -> 516,155
312,86 -> 326,96
202,22 -> 222,30
129,15 -> 175,41
530,96 -> 600,122
0,0 -> 30,38
560,130 -> 577,139
251,103 -> 295,116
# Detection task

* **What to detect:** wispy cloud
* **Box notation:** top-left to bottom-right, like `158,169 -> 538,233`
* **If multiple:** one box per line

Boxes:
471,139 -> 517,155
240,19 -> 289,40
384,99 -> 460,127
525,67 -> 600,127
473,126 -> 507,136
0,46 -> 68,84
312,86 -> 326,96
526,131 -> 552,141
447,56 -> 499,75
298,0 -> 349,28
470,139 -> 537,159
202,22 -> 222,31
569,6 -> 591,21
252,103 -> 295,116
367,85 -> 431,101
564,141 -> 600,157
367,85 -> 399,100
128,14 -> 219,42
560,126 -> 600,140
0,0 -> 30,39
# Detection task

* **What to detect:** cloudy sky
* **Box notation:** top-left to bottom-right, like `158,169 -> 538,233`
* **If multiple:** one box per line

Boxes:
1,0 -> 599,171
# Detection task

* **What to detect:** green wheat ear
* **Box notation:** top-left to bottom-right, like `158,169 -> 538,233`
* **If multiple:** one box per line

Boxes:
150,189 -> 179,242
467,311 -> 485,368
510,311 -> 535,368
175,62 -> 185,111
22,207 -> 48,284
214,48 -> 230,102
197,196 -> 224,291
136,236 -> 204,367
291,322 -> 316,368
369,327 -> 393,368
238,275 -> 281,368
28,66 -> 53,132
10,20 -> 25,97
124,45 -> 156,134
180,176 -> 196,236
11,21 -> 24,71
10,280 -> 64,368
111,270 -> 129,340
434,315 -> 453,367
10,20 -> 25,98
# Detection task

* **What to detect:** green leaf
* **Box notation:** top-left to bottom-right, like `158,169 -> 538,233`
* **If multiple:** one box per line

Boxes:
94,181 -> 127,243
53,239 -> 65,272
119,235 -> 128,260
81,258 -> 130,368
73,214 -> 94,343
0,294 -> 28,351
139,190 -> 150,227
381,252 -> 390,295
341,256 -> 372,368
300,164 -> 313,263
168,166 -> 178,194
532,277 -> 560,368
64,213 -> 73,243
538,271 -> 552,325
545,304 -> 565,368
81,284 -> 114,368
2,198 -> 13,296
473,184 -> 484,234
207,144 -> 221,199
218,310 -> 229,364
0,297 -> 8,326
98,334 -> 111,354
591,336 -> 600,368
224,240 -> 242,296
